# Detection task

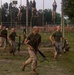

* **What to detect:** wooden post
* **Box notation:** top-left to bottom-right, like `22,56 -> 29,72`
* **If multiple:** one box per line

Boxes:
26,0 -> 28,35
61,0 -> 64,37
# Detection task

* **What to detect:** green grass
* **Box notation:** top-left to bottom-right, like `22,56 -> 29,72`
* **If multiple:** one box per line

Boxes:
0,31 -> 74,75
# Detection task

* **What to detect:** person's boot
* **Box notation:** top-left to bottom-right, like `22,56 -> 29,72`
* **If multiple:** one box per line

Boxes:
22,64 -> 26,71
32,69 -> 38,74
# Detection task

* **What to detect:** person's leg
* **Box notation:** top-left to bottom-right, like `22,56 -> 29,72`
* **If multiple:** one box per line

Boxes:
22,47 -> 33,71
27,48 -> 38,73
12,41 -> 16,55
54,42 -> 63,61
58,43 -> 62,55
22,58 -> 32,71
31,58 -> 37,73
8,40 -> 12,46
31,52 -> 37,73
54,49 -> 58,60
0,37 -> 2,46
3,38 -> 6,50
9,40 -> 14,54
54,42 -> 59,60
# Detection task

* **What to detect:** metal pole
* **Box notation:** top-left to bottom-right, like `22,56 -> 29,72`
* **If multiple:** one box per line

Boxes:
42,0 -> 44,26
10,0 -> 12,28
20,0 -> 22,5
61,0 -> 64,37
30,0 -> 33,33
19,0 -> 22,27
26,0 -> 28,35
0,0 -> 2,25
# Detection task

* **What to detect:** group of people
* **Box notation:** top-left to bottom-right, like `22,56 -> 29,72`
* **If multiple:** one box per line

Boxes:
0,25 -> 69,74
0,25 -> 19,55
0,25 -> 7,49
21,25 -> 69,74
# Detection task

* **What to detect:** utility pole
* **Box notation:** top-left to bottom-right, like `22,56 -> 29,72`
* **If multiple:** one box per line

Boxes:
13,0 -> 18,28
42,0 -> 44,26
20,0 -> 22,5
10,0 -> 12,28
61,0 -> 64,37
26,0 -> 28,35
0,0 -> 2,25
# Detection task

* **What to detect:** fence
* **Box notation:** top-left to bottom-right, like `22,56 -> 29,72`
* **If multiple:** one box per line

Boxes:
1,22 -> 74,33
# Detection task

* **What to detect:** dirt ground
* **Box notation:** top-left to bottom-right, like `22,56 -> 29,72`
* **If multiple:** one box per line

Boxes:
0,47 -> 73,75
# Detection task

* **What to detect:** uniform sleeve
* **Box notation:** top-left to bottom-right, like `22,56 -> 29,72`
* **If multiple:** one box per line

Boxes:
27,34 -> 31,40
38,35 -> 41,45
52,31 -> 56,37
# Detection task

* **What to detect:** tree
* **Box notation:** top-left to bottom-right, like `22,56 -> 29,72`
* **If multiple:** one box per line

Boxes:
9,3 -> 18,26
1,2 -> 61,27
64,0 -> 74,23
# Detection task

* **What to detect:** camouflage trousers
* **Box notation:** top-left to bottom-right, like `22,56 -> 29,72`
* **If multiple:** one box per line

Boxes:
24,47 -> 37,70
0,37 -> 2,46
2,37 -> 6,49
9,40 -> 16,54
54,42 -> 62,54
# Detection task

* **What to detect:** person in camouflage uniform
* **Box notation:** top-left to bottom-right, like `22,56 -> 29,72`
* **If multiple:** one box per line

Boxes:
50,26 -> 64,60
8,28 -> 18,55
0,25 -> 2,47
1,26 -> 7,49
22,26 -> 41,74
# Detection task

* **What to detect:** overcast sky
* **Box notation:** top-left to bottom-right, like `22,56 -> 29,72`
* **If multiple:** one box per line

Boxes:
0,0 -> 61,13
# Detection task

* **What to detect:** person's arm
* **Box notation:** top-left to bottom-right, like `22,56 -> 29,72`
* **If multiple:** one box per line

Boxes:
38,35 -> 41,48
49,35 -> 55,45
24,38 -> 34,50
61,36 -> 65,40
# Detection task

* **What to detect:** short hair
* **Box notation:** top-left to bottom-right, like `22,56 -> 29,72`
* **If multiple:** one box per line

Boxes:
11,28 -> 15,31
33,26 -> 38,30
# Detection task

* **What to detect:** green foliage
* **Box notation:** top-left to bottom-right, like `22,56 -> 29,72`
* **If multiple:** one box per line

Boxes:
0,2 -> 65,27
44,9 -> 52,24
64,0 -> 74,23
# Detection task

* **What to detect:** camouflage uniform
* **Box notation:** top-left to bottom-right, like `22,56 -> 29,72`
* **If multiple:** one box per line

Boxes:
22,32 -> 41,71
9,32 -> 17,55
0,29 -> 2,46
52,31 -> 62,59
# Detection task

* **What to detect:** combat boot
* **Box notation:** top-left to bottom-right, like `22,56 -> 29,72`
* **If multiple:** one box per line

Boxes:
31,69 -> 38,75
22,64 -> 26,71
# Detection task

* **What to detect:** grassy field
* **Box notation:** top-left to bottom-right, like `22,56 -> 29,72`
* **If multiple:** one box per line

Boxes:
0,31 -> 74,75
